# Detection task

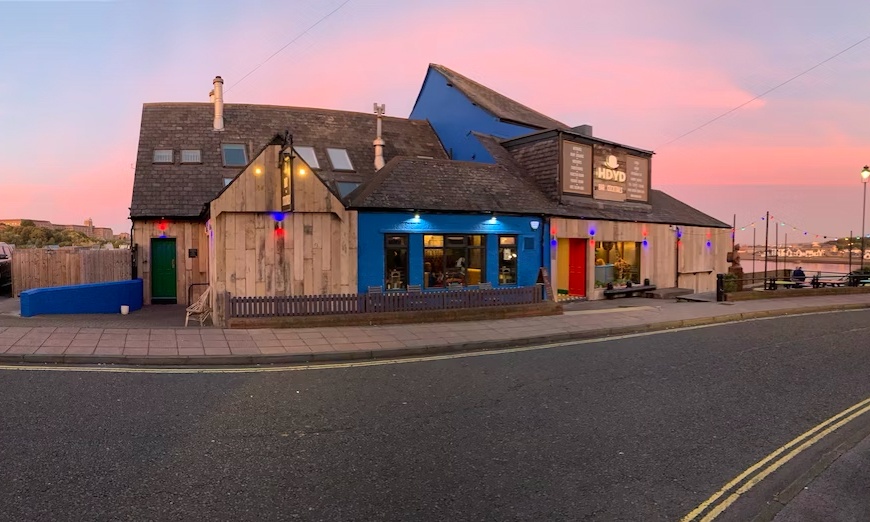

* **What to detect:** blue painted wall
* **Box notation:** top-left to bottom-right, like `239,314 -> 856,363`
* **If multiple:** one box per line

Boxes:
410,69 -> 540,163
20,279 -> 144,317
358,212 -> 547,293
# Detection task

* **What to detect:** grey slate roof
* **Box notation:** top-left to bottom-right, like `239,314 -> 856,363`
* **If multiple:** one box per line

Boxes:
130,103 -> 448,218
429,64 -> 569,131
552,190 -> 730,228
346,157 -> 554,215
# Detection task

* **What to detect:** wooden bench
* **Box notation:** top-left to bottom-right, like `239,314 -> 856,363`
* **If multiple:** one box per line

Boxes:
603,284 -> 656,299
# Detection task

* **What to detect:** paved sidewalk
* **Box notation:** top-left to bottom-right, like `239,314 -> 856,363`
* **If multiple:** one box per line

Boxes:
1,294 -> 870,365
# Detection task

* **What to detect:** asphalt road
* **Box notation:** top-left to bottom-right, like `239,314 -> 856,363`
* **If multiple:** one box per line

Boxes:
3,310 -> 870,521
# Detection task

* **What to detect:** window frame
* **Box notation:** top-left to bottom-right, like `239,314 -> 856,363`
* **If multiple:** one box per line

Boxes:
221,143 -> 248,167
498,235 -> 518,285
181,149 -> 202,164
294,146 -> 320,169
326,148 -> 354,171
423,234 -> 486,288
384,234 -> 409,290
153,149 -> 173,164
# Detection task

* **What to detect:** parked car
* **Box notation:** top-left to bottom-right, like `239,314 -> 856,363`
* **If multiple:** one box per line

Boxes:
0,242 -> 13,294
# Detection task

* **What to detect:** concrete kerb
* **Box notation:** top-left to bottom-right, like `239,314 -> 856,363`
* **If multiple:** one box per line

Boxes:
1,302 -> 869,367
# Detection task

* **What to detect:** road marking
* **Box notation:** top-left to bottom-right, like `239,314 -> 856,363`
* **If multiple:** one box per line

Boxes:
682,396 -> 870,521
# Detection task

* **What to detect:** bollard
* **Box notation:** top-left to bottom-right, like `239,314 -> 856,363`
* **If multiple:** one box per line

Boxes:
716,273 -> 725,302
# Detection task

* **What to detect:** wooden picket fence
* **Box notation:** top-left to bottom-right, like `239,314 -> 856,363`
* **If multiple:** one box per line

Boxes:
228,285 -> 544,318
12,248 -> 130,295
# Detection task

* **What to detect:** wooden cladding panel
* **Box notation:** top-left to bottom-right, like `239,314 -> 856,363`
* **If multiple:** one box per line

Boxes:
132,220 -> 210,305
211,209 -> 359,323
548,218 -> 728,296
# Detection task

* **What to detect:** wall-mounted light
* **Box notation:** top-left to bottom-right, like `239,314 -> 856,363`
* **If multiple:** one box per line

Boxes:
530,220 -> 540,230
488,213 -> 497,224
413,211 -> 421,220
254,166 -> 263,175
299,167 -> 306,175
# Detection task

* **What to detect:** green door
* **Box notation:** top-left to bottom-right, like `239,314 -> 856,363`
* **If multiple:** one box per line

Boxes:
151,238 -> 177,303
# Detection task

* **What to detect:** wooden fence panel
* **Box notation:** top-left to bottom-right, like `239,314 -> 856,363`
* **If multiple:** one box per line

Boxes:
12,249 -> 131,295
228,285 -> 545,318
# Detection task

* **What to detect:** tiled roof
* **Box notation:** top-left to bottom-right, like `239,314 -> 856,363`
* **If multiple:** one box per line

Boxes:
553,190 -> 730,228
130,103 -> 448,218
429,64 -> 569,131
346,157 -> 554,214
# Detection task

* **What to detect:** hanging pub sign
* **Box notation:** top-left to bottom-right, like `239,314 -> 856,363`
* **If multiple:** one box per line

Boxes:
281,152 -> 292,212
560,139 -> 650,203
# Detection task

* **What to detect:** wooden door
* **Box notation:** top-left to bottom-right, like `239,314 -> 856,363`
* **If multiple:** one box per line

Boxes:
568,238 -> 586,296
151,238 -> 177,303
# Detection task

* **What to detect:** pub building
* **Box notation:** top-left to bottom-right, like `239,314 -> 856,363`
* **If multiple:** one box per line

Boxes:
346,156 -> 552,292
409,64 -> 731,299
501,127 -> 730,299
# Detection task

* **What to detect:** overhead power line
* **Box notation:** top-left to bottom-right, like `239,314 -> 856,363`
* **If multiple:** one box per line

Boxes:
226,0 -> 353,93
658,32 -> 870,149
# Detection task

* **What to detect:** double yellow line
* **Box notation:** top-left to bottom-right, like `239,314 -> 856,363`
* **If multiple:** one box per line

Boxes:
682,395 -> 870,521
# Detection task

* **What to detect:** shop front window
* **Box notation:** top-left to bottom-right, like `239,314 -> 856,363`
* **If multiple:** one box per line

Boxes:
594,241 -> 641,286
498,236 -> 518,285
423,235 -> 485,288
385,234 -> 408,290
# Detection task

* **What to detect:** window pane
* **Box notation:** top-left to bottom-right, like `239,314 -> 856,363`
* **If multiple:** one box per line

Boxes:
326,148 -> 354,170
594,241 -> 641,285
153,149 -> 173,163
498,235 -> 517,285
386,235 -> 407,247
295,146 -> 320,169
385,234 -> 408,290
337,182 -> 360,197
223,177 -> 234,187
181,149 -> 201,163
424,235 -> 443,247
222,144 -> 247,166
424,247 -> 444,288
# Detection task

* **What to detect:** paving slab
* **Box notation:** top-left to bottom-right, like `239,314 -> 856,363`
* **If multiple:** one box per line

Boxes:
0,294 -> 869,366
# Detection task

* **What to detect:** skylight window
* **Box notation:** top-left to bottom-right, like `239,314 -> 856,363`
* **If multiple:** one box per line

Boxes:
337,182 -> 360,197
153,149 -> 173,163
181,149 -> 202,163
223,177 -> 234,187
294,146 -> 319,169
221,144 -> 247,167
326,148 -> 354,171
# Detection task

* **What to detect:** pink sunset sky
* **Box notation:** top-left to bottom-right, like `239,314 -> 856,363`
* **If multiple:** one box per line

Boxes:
3,0 -> 870,247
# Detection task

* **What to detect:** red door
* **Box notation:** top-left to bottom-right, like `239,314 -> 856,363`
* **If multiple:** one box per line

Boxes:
568,238 -> 586,296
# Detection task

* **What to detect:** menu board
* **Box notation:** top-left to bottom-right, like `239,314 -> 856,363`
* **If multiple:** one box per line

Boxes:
560,141 -> 592,195
625,154 -> 649,202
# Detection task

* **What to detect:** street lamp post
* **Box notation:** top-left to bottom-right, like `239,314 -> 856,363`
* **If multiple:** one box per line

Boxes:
862,166 -> 870,273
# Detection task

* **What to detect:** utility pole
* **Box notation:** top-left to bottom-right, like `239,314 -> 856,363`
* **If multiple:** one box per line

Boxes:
763,211 -> 769,284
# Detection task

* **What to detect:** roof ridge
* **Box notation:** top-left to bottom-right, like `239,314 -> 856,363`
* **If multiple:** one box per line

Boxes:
430,64 -> 568,129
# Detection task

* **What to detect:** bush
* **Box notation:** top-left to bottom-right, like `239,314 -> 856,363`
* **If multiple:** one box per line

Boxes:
723,273 -> 738,292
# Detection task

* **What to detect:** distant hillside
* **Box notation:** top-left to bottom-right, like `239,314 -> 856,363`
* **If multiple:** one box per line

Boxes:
0,221 -> 110,248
